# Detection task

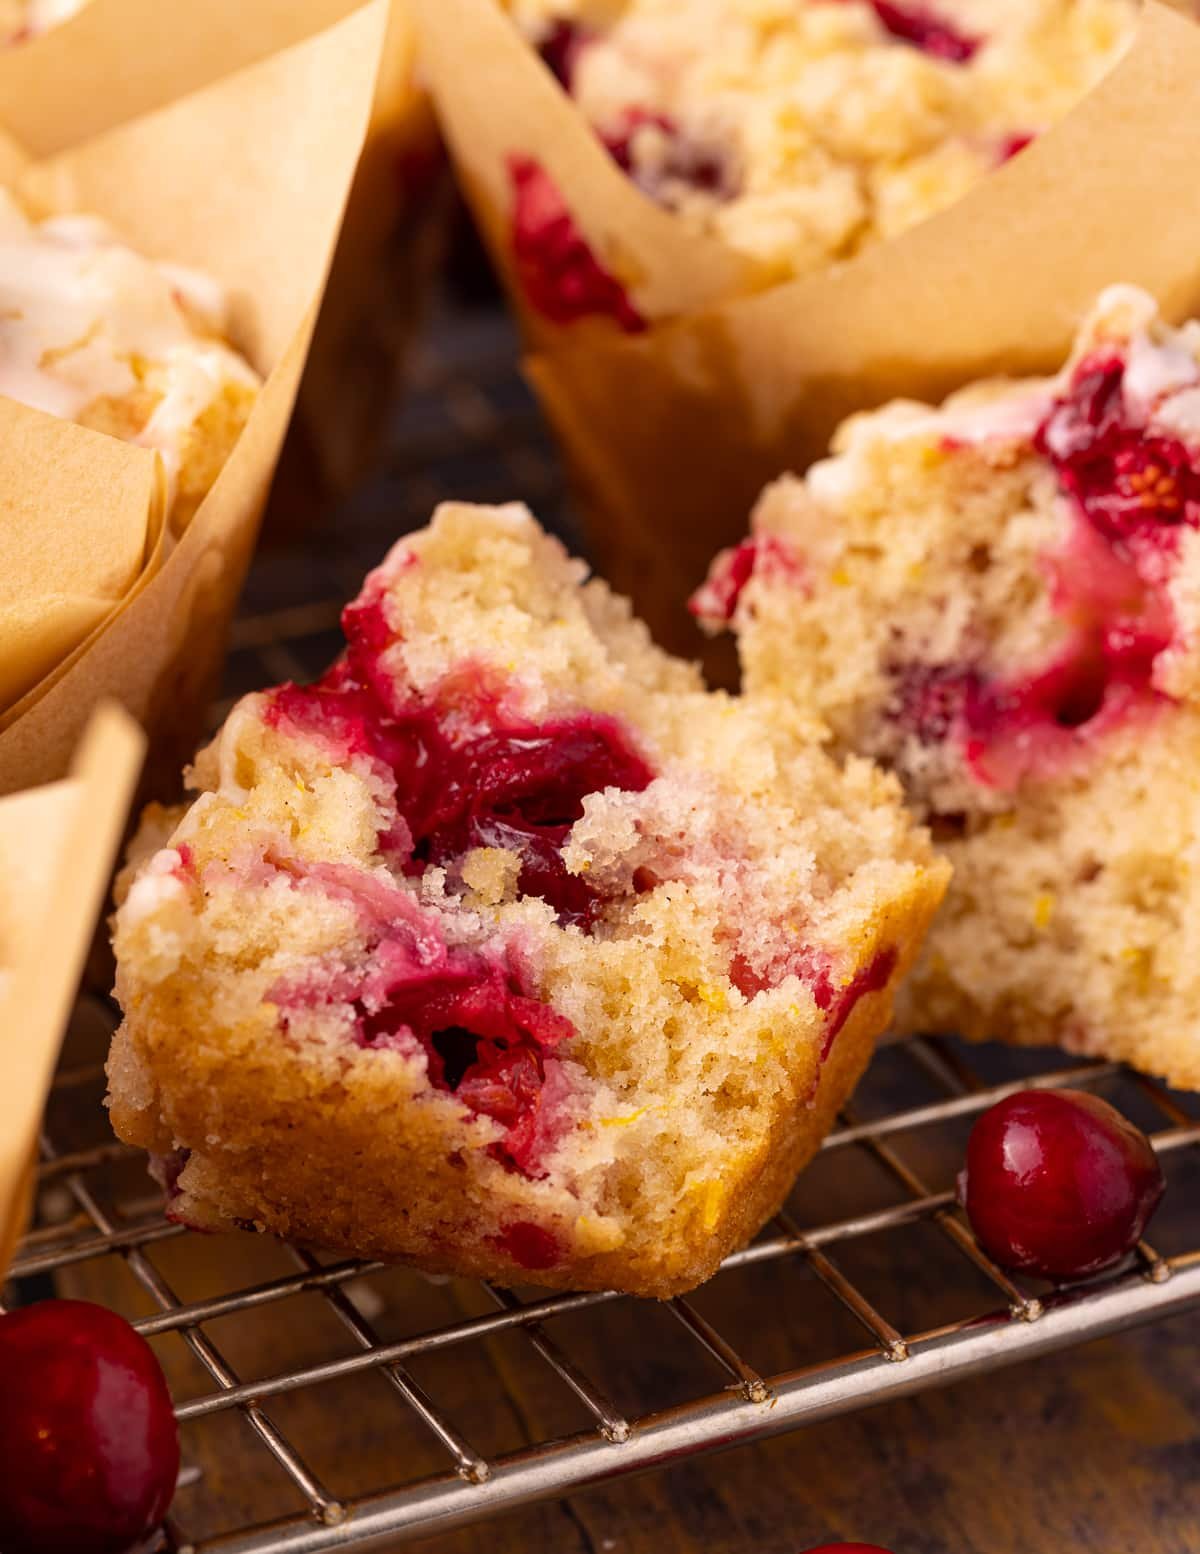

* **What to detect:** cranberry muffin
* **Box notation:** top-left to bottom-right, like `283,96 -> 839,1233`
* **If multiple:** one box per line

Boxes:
110,503 -> 947,1295
0,189 -> 259,531
513,0 -> 1137,289
698,286 -> 1200,1090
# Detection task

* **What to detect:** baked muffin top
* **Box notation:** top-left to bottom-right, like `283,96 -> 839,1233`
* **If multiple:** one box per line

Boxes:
516,0 -> 1139,277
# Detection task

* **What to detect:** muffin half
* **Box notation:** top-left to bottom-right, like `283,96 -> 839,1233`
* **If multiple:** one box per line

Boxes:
698,286 -> 1200,1090
111,503 -> 946,1295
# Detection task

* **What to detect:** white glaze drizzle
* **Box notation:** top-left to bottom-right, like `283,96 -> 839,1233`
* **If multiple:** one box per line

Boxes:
0,190 -> 259,498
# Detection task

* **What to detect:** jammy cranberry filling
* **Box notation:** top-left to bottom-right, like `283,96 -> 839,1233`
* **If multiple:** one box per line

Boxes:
818,947 -> 899,1057
269,595 -> 655,928
865,0 -> 981,62
424,720 -> 654,927
508,155 -> 646,333
730,944 -> 897,1057
891,350 -> 1200,790
1036,356 -> 1200,557
359,955 -> 574,1173
269,861 -> 575,1176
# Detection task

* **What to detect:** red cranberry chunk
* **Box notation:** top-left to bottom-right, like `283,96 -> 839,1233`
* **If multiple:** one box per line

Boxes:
689,538 -> 760,624
820,946 -> 898,1057
464,721 -> 654,826
270,599 -> 655,927
508,154 -> 646,332
1036,355 -> 1200,550
427,719 -> 654,926
360,955 -> 574,1174
0,1299 -> 179,1554
997,131 -> 1036,162
958,1089 -> 1165,1280
869,0 -> 980,61
494,1220 -> 562,1270
537,19 -> 593,89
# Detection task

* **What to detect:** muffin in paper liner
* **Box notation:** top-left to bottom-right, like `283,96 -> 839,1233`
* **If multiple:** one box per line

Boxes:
412,0 -> 1200,660
0,186 -> 262,552
0,0 -> 390,799
0,0 -> 449,514
0,707 -> 143,1288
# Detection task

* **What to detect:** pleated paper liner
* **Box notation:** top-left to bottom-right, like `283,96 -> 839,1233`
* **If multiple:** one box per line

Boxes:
0,0 -> 389,800
0,705 -> 143,1287
271,3 -> 452,527
0,0 -> 448,519
414,0 -> 1200,663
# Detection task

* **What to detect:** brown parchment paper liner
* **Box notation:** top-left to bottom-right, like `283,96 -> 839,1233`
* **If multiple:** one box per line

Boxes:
0,0 -> 447,516
0,401 -> 164,712
0,0 -> 390,798
0,706 -> 143,1286
276,0 -> 452,514
414,0 -> 1200,661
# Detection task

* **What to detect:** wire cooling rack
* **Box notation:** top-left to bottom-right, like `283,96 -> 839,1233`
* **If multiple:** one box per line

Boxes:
7,288 -> 1200,1552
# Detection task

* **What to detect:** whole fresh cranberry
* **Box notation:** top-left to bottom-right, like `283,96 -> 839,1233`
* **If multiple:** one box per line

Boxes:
958,1089 -> 1165,1280
0,1298 -> 180,1554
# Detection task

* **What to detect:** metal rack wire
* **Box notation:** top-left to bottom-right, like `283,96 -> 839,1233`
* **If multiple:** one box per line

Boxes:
8,294 -> 1200,1552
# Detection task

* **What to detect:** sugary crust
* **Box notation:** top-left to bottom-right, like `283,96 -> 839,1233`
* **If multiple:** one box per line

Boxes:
110,502 -> 948,1295
516,0 -> 1138,278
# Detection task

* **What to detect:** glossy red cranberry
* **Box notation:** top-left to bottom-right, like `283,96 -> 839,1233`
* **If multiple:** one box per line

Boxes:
0,1299 -> 179,1554
958,1089 -> 1165,1280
